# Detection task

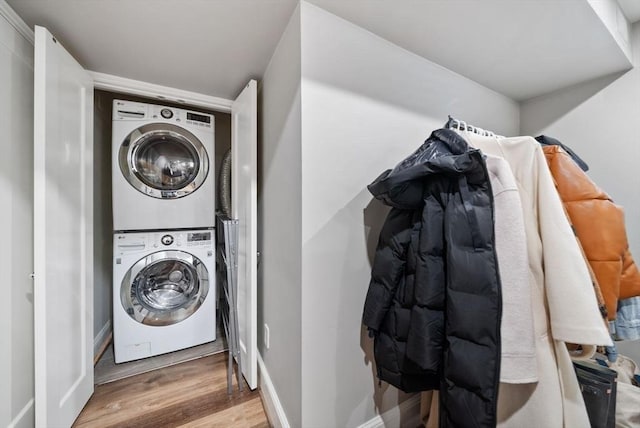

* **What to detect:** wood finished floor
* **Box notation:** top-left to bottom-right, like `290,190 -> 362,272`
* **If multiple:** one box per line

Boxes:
73,352 -> 269,428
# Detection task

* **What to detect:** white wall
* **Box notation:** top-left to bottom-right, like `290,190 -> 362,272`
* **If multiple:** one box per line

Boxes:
0,6 -> 34,427
521,21 -> 640,258
258,4 -> 302,427
299,3 -> 519,427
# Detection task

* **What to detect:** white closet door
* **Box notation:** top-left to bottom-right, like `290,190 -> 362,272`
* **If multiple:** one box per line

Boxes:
232,80 -> 258,389
34,26 -> 94,427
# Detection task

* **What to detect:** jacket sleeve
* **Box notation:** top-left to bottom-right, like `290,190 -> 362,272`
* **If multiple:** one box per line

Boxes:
535,146 -> 612,346
405,192 -> 445,371
363,208 -> 414,332
619,248 -> 640,300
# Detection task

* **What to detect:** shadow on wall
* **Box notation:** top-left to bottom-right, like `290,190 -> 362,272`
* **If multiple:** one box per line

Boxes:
362,196 -> 419,428
361,196 -> 391,409
520,70 -> 628,135
363,196 -> 390,266
302,186 -> 417,426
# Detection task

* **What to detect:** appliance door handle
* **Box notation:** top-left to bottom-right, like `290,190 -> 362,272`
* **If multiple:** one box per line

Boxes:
117,110 -> 145,118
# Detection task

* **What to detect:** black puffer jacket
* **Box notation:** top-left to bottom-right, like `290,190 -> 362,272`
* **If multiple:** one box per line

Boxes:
363,129 -> 502,427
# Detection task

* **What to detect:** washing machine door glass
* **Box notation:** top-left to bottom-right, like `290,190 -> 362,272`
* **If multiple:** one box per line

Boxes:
119,123 -> 209,199
121,250 -> 209,326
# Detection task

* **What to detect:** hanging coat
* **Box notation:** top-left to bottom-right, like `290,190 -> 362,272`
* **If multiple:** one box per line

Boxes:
455,131 -> 612,428
536,135 -> 589,171
543,145 -> 640,320
363,129 -> 502,427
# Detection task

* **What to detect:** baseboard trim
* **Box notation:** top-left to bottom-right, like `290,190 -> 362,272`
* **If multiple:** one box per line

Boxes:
257,353 -> 290,428
256,353 -> 420,428
93,320 -> 112,365
357,394 -> 422,428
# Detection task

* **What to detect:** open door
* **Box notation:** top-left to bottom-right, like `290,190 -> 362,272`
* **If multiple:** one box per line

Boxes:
34,26 -> 94,427
232,80 -> 258,390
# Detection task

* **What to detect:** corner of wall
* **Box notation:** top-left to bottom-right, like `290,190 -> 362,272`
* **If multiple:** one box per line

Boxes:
258,3 -> 303,427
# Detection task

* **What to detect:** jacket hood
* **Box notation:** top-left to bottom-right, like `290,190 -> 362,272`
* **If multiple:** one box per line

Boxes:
368,129 -> 483,208
536,135 -> 589,171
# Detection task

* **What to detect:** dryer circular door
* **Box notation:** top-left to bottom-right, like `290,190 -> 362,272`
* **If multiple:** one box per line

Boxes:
121,250 -> 209,326
119,123 -> 209,199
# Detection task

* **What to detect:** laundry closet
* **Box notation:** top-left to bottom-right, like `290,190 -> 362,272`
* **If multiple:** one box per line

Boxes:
2,7 -> 259,424
92,90 -> 231,364
32,24 -> 258,425
3,1 -> 640,428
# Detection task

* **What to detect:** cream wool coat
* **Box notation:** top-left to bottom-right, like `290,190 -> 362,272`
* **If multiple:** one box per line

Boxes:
457,132 -> 612,427
486,155 -> 537,383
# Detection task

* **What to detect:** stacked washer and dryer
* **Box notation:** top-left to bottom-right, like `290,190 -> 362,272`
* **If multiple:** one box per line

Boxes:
112,99 -> 217,363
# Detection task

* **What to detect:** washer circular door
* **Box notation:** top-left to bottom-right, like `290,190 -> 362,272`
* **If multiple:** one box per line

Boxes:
119,123 -> 209,199
121,250 -> 209,326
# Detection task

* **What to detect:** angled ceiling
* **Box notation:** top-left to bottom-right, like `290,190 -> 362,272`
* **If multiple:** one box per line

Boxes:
618,0 -> 640,23
307,0 -> 633,101
7,0 -> 634,102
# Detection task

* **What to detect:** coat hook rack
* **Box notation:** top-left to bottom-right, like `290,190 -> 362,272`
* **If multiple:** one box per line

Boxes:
444,115 -> 504,138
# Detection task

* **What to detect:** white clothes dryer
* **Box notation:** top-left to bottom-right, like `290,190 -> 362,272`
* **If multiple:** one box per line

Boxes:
112,99 -> 215,231
113,229 -> 216,363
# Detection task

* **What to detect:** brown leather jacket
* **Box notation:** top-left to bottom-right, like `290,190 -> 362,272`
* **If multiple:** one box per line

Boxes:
543,145 -> 640,320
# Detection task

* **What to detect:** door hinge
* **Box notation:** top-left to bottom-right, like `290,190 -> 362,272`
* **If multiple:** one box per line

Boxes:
29,272 -> 35,279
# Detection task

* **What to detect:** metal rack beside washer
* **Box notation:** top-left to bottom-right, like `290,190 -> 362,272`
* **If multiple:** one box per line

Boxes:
216,215 -> 243,393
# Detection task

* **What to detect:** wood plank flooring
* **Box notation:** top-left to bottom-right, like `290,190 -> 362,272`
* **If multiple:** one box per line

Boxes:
73,352 -> 269,428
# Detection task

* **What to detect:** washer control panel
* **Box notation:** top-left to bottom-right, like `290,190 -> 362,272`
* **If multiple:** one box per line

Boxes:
155,230 -> 213,248
114,230 -> 213,255
114,233 -> 146,255
186,231 -> 212,247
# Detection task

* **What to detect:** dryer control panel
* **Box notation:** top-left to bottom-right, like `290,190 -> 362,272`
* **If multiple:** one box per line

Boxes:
112,99 -> 214,132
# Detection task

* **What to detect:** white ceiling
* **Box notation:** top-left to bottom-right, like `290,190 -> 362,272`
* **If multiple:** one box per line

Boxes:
618,0 -> 640,23
7,0 -> 299,100
7,0 -> 634,102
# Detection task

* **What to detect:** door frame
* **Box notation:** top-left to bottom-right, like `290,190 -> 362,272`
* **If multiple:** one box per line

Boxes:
95,72 -> 259,389
3,6 -> 260,425
90,71 -> 233,113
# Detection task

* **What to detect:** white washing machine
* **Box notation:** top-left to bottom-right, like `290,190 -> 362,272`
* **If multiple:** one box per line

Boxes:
113,229 -> 216,363
112,99 -> 215,231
